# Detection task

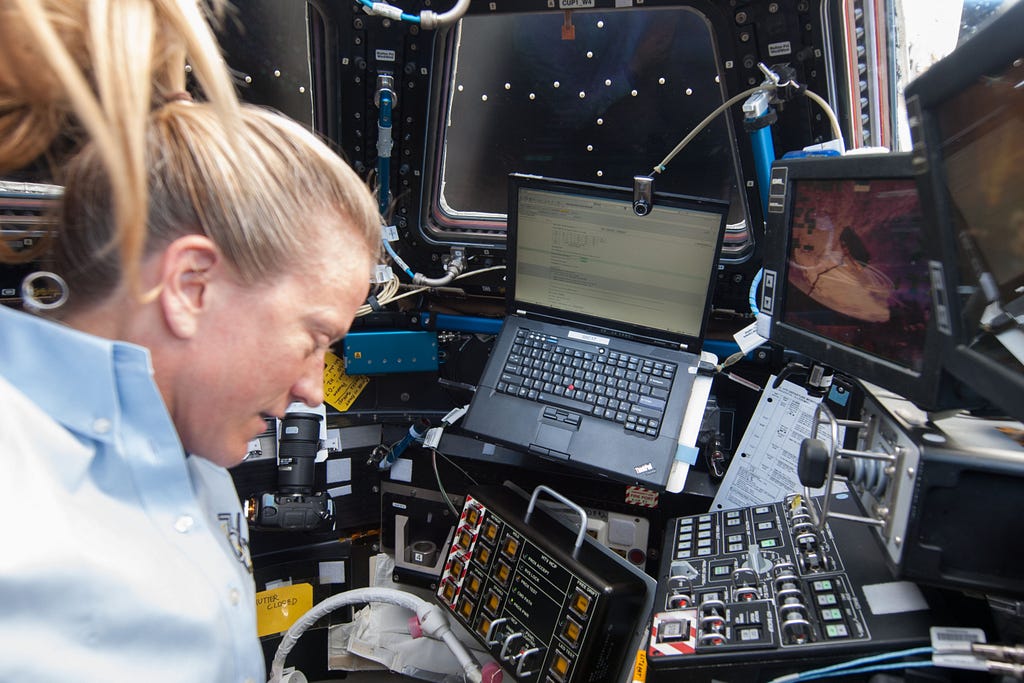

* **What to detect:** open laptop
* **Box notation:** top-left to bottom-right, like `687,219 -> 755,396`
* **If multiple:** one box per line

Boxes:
462,174 -> 728,489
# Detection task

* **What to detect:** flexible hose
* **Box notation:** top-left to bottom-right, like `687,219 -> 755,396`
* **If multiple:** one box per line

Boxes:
420,0 -> 472,29
268,586 -> 481,683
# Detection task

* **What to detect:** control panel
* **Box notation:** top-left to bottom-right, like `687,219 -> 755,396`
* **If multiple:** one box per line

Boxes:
802,388 -> 1024,598
647,494 -> 935,681
436,485 -> 653,683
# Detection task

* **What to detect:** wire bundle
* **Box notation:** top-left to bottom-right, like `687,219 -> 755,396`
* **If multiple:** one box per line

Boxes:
769,646 -> 935,683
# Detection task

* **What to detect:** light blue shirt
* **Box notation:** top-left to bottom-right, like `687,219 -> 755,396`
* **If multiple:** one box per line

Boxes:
0,304 -> 265,683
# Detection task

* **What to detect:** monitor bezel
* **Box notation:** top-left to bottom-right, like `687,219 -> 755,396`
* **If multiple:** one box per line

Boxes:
905,0 -> 1024,422
505,173 -> 728,353
761,152 -> 955,410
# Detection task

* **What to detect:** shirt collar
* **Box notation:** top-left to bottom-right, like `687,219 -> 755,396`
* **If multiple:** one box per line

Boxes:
0,305 -> 155,483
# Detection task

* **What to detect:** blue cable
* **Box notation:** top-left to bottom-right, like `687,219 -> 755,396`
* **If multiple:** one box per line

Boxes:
796,659 -> 934,683
382,238 -> 414,279
357,0 -> 421,23
748,267 -> 763,316
772,646 -> 935,683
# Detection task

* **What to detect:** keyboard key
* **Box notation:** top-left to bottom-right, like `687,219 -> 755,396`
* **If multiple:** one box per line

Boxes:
639,395 -> 666,411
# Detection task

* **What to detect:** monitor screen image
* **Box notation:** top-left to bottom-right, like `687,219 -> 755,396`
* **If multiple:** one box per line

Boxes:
783,176 -> 931,373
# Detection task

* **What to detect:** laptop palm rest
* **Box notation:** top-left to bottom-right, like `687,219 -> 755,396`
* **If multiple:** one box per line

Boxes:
531,422 -> 576,460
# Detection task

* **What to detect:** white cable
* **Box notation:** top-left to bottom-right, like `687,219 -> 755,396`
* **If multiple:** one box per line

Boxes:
803,88 -> 846,151
453,264 -> 506,281
355,275 -> 401,317
655,82 -> 846,177
267,586 -> 481,683
367,264 -> 508,309
653,85 -> 766,175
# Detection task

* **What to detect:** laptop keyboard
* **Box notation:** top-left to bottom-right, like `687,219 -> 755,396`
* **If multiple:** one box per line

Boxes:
495,329 -> 677,437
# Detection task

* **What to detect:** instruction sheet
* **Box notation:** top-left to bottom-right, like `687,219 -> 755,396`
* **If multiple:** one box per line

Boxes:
710,377 -> 838,511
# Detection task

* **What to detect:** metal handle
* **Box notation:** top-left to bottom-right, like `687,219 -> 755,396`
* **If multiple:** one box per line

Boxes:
525,485 -> 589,557
806,403 -> 890,530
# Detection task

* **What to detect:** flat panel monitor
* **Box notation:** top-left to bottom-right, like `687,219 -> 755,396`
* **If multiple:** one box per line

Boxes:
760,153 -> 956,410
905,0 -> 1024,422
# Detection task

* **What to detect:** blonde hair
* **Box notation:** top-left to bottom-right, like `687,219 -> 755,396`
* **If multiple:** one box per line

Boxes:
55,101 -> 382,311
0,0 -> 242,285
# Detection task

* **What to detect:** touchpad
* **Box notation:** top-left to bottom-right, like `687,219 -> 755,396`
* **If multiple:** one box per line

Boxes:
534,422 -> 575,457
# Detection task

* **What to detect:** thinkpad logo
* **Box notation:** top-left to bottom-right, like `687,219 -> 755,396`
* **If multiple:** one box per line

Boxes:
634,462 -> 655,475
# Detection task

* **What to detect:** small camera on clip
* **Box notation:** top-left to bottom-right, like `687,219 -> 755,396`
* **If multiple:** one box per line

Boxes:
633,175 -> 654,216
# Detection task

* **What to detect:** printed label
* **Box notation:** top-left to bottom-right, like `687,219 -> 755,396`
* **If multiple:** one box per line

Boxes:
625,486 -> 659,507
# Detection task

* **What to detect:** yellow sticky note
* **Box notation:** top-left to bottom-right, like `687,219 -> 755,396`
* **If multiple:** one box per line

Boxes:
255,583 -> 313,637
323,350 -> 369,412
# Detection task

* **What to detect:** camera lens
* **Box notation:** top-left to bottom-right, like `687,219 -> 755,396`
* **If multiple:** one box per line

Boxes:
277,412 -> 321,493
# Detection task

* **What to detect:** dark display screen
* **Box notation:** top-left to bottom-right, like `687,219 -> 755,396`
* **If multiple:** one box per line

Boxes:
936,56 -> 1024,305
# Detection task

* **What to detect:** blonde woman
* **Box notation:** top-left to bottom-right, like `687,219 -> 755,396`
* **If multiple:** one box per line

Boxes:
0,2 -> 381,680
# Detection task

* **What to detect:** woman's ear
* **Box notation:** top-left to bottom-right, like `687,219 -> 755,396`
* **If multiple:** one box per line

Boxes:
157,234 -> 222,339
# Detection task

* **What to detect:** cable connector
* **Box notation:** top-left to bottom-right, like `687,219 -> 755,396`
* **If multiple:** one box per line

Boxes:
441,404 -> 469,427
757,62 -> 805,100
696,360 -> 717,377
370,418 -> 431,470
972,643 -> 1024,664
422,404 -> 470,450
364,1 -> 404,21
412,247 -> 467,287
372,264 -> 395,284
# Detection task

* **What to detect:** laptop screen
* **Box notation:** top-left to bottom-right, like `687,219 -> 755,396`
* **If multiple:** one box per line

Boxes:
511,180 -> 725,341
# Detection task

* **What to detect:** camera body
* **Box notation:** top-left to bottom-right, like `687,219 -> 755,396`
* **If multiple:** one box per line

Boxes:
247,410 -> 334,531
252,491 -> 333,530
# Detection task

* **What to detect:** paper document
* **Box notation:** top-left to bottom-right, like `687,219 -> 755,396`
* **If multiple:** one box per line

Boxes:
711,377 -> 838,511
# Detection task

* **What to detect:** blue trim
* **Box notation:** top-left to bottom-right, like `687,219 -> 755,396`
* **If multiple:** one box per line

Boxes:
423,313 -> 503,335
747,122 -> 775,217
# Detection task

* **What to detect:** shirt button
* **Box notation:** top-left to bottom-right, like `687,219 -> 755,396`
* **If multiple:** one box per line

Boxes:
174,515 -> 195,533
92,418 -> 111,434
229,588 -> 241,605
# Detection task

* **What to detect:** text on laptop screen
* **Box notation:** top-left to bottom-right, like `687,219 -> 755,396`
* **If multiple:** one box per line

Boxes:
514,187 -> 723,338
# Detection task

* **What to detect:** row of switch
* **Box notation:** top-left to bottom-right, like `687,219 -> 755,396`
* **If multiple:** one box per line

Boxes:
441,497 -> 603,683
